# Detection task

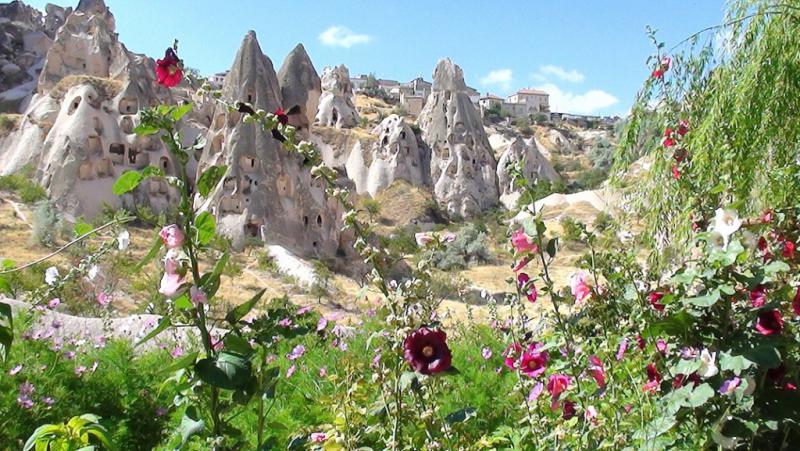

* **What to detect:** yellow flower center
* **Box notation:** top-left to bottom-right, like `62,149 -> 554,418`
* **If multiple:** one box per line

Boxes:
422,345 -> 434,357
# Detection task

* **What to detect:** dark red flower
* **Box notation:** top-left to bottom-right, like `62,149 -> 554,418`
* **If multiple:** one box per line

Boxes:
782,240 -> 796,260
793,287 -> 800,316
155,47 -> 183,88
562,400 -> 577,419
651,57 -> 671,79
677,119 -> 689,136
643,362 -> 662,394
517,273 -> 538,303
662,128 -> 676,147
274,107 -> 289,125
403,327 -> 452,375
749,285 -> 767,308
636,335 -> 646,350
648,291 -> 665,313
755,309 -> 784,336
673,148 -> 688,162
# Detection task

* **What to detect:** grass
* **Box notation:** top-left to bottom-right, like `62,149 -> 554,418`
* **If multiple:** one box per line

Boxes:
0,165 -> 47,204
49,75 -> 124,101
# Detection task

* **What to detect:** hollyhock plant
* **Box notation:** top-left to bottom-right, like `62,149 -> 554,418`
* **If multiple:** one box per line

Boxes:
662,128 -> 676,147
651,56 -> 671,78
310,432 -> 327,443
414,232 -> 434,247
504,342 -> 523,370
588,355 -> 607,388
783,240 -> 796,259
519,343 -> 549,378
96,292 -> 112,306
793,286 -> 800,316
528,382 -> 544,402
562,400 -> 577,419
677,119 -> 689,136
755,309 -> 783,335
511,229 -> 538,253
648,291 -> 665,312
189,286 -> 208,307
159,224 -> 185,249
517,273 -> 538,303
159,272 -> 185,298
47,298 -> 60,309
719,377 -> 741,395
547,374 -> 571,398
402,327 -> 453,375
616,338 -> 628,361
512,255 -> 531,273
155,47 -> 183,88
749,285 -> 767,308
569,270 -> 592,303
643,363 -> 662,394
44,266 -> 59,286
274,107 -> 289,125
671,164 -> 681,180
712,208 -> 742,247
697,349 -> 719,379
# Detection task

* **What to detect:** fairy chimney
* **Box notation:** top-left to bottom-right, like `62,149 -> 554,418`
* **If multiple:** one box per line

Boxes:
315,64 -> 359,128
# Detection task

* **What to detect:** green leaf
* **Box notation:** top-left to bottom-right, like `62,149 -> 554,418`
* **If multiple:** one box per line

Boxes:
719,351 -> 754,375
648,310 -> 694,337
133,124 -> 160,136
687,383 -> 715,408
162,351 -> 199,374
174,293 -> 192,310
445,407 -> 477,424
684,289 -> 720,307
141,166 -> 165,179
195,352 -> 252,390
399,371 -> 422,392
136,316 -> 171,347
670,358 -> 701,377
763,260 -> 790,277
0,276 -> 11,297
135,236 -> 163,271
225,288 -> 265,326
222,334 -> 253,356
74,222 -> 93,238
171,103 -> 193,121
741,344 -> 781,369
178,406 -> 205,449
199,252 -> 228,299
546,238 -> 558,258
112,170 -> 143,196
194,212 -> 216,246
0,301 -> 12,362
196,165 -> 227,197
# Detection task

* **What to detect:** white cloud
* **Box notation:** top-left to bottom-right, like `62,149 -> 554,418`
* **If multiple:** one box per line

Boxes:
536,83 -> 618,115
318,26 -> 371,48
480,69 -> 514,91
538,65 -> 585,83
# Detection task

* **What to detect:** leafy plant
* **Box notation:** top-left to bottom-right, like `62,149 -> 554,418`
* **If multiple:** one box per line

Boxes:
24,414 -> 114,450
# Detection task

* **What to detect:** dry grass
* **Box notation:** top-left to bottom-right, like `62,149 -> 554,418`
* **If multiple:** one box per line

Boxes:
49,75 -> 124,101
365,180 -> 435,232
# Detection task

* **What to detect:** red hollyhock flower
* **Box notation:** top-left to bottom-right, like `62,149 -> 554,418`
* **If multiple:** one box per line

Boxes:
517,273 -> 538,303
782,240 -> 796,260
519,343 -> 549,378
547,374 -> 571,398
749,285 -> 767,308
755,309 -> 784,336
274,107 -> 289,125
792,287 -> 800,316
403,327 -> 452,375
662,128 -> 676,147
503,342 -> 522,370
671,165 -> 681,180
155,47 -> 183,88
651,57 -> 671,79
636,335 -> 646,350
677,119 -> 689,136
648,291 -> 665,313
643,363 -> 662,394
588,355 -> 607,388
562,400 -> 577,419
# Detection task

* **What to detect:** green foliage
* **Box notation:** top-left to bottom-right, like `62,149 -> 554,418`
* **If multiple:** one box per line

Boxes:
423,223 -> 491,270
0,165 -> 47,204
31,200 -> 62,247
24,414 -> 114,451
575,167 -> 608,190
592,210 -> 614,232
513,116 -> 532,136
558,216 -> 584,242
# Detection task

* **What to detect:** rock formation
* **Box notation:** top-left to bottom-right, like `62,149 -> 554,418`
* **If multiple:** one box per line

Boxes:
277,43 -> 320,138
345,114 -> 425,197
0,0 -> 204,219
417,58 -> 498,217
315,64 -> 359,128
198,31 -> 351,260
496,137 -> 560,209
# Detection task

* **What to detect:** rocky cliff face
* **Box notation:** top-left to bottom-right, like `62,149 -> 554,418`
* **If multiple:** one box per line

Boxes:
496,137 -> 560,209
277,43 -> 320,139
197,31 -> 351,260
345,114 -> 426,197
315,64 -> 359,129
0,0 -> 205,219
417,58 -> 498,218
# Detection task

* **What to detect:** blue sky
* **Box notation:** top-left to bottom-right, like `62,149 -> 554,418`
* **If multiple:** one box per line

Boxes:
29,0 -> 726,116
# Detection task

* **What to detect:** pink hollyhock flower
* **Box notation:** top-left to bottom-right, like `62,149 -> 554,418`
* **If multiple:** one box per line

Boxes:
48,298 -> 60,309
528,382 -> 544,401
616,338 -> 628,361
756,309 -> 784,335
403,327 -> 453,375
585,405 -> 599,424
643,363 -> 662,394
441,231 -> 457,243
760,209 -> 774,224
74,365 -> 88,376
648,291 -> 665,312
481,347 -> 493,360
155,47 -> 183,88
749,285 -> 767,308
793,287 -> 800,316
286,364 -> 296,378
783,240 -> 796,259
562,400 -> 577,419
278,318 -> 293,328
512,255 -> 531,272
9,364 -> 22,376
310,432 -> 327,443
287,345 -> 306,360
517,273 -> 538,303
677,119 -> 689,136
547,374 -> 571,398
159,272 -> 185,298
569,271 -> 591,303
414,232 -> 434,247
520,343 -> 549,378
719,377 -> 741,395
511,229 -> 538,253
318,367 -> 327,378
656,339 -> 668,356
296,306 -> 312,315
96,292 -> 112,306
159,224 -> 185,249
504,342 -> 523,370
588,355 -> 607,388
316,317 -> 328,332
170,345 -> 184,358
189,286 -> 208,307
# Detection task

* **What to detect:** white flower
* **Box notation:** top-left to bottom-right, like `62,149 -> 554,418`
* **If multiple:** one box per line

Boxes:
698,349 -> 719,379
117,230 -> 130,251
712,208 -> 742,247
87,265 -> 99,281
44,267 -> 59,286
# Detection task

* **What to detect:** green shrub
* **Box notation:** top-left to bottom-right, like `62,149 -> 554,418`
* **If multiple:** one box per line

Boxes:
559,216 -> 584,242
0,165 -> 47,204
576,167 -> 608,189
592,210 -> 614,232
423,223 -> 491,270
31,200 -> 62,247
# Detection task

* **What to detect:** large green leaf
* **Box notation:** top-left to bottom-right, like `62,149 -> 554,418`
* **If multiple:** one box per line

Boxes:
177,406 -> 205,449
195,352 -> 252,390
136,316 -> 171,347
225,288 -> 265,326
171,103 -> 193,121
112,170 -> 143,196
719,351 -> 754,375
196,165 -> 227,198
194,212 -> 216,246
684,289 -> 720,307
0,301 -> 12,362
162,351 -> 199,374
687,383 -> 715,408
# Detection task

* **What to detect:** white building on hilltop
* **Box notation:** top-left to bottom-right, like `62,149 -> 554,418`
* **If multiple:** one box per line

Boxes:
479,88 -> 550,119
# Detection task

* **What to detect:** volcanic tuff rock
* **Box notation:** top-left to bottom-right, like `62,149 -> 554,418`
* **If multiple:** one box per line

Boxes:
417,58 -> 498,218
0,0 -> 205,219
198,31 -> 352,260
345,114 -> 426,197
496,137 -> 561,209
315,64 -> 359,128
277,43 -> 321,138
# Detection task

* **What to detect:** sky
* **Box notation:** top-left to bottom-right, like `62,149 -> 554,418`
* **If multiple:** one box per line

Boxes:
27,0 -> 727,116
